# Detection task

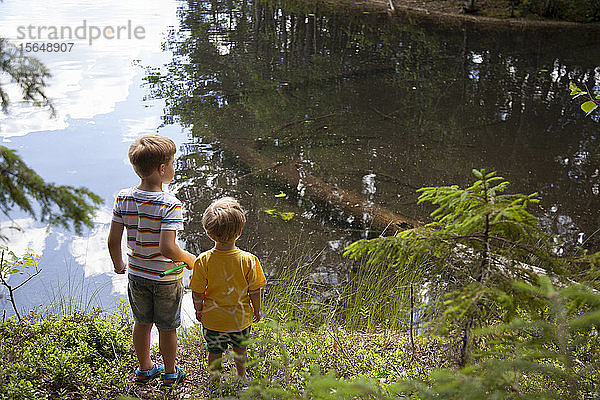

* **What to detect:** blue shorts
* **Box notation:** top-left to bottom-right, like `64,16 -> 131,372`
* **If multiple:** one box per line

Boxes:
127,274 -> 183,330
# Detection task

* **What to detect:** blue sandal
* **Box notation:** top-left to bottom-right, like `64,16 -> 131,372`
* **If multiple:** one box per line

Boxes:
161,366 -> 186,388
135,363 -> 164,384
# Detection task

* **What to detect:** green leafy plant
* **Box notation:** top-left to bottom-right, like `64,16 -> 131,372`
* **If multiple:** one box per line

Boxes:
0,308 -> 135,400
397,277 -> 600,399
345,169 -> 590,365
569,82 -> 599,116
0,38 -> 54,114
263,207 -> 295,221
0,247 -> 40,320
0,146 -> 103,236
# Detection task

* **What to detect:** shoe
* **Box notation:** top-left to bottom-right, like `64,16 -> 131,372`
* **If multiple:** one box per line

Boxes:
161,366 -> 186,388
135,363 -> 164,384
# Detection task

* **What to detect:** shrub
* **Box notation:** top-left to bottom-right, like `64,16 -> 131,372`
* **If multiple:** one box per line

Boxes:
0,307 -> 135,400
516,0 -> 600,22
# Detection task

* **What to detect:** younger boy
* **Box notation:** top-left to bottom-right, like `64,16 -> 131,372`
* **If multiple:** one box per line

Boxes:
107,134 -> 196,387
190,197 -> 266,382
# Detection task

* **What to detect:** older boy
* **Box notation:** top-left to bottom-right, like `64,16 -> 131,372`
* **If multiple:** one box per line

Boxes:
190,197 -> 266,382
107,134 -> 196,387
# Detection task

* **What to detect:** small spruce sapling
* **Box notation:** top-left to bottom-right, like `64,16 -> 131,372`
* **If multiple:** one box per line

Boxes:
345,169 -> 575,365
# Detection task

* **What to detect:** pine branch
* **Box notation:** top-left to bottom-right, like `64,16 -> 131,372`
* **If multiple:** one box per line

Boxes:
0,146 -> 103,235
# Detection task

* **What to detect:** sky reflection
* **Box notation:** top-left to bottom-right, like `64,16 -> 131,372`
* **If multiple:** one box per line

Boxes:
0,0 -> 192,317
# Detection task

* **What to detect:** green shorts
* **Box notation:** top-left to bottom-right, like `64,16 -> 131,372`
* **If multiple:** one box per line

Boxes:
202,326 -> 251,354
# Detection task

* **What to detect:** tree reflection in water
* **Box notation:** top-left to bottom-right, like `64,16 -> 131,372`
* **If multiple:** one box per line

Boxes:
144,0 -> 600,257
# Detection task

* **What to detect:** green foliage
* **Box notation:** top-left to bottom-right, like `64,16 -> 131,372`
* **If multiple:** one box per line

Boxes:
0,308 -> 135,400
0,38 -> 54,114
261,244 -> 419,332
0,146 -> 103,235
0,247 -> 39,278
345,168 -> 559,294
263,208 -> 296,221
569,81 -> 599,117
178,319 -> 445,399
337,259 -> 415,332
398,277 -> 600,399
345,170 -> 547,269
513,0 -> 600,21
260,245 -> 325,328
0,247 -> 41,320
345,170 -> 595,364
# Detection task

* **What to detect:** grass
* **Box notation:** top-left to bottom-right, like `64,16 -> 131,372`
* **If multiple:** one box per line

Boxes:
0,251 -> 450,400
260,245 -> 325,328
7,243 -> 594,399
2,257 -> 597,399
126,320 -> 451,400
42,260 -> 111,316
261,246 -> 427,334
337,261 -> 413,332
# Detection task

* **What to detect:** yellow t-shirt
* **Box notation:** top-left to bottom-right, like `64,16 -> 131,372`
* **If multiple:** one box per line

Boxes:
189,248 -> 266,332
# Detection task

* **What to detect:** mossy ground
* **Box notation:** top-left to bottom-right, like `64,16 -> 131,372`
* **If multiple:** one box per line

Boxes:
128,321 -> 452,399
0,307 -> 454,399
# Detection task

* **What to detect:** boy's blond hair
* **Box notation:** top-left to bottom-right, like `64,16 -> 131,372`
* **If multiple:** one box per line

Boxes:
128,134 -> 176,178
203,197 -> 246,243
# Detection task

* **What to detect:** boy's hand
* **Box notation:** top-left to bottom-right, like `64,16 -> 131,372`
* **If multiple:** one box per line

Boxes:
159,231 -> 196,268
249,288 -> 261,323
192,291 -> 205,322
185,257 -> 194,270
114,262 -> 126,274
108,221 -> 126,274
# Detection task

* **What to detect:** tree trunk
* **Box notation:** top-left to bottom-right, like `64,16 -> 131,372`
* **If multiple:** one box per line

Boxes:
214,138 -> 419,233
410,283 -> 415,357
459,317 -> 472,366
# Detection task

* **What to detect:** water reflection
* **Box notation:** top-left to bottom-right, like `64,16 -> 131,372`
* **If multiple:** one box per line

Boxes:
147,0 -> 599,257
0,0 -> 189,317
1,0 -> 598,319
0,0 -> 181,137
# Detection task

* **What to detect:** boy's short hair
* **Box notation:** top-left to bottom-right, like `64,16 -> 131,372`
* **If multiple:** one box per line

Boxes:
203,197 -> 246,243
128,134 -> 176,178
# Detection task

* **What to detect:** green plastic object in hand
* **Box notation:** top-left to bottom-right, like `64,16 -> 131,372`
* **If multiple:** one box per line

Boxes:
159,263 -> 187,277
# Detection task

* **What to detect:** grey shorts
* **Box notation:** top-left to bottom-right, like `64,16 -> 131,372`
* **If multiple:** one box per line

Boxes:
127,274 -> 183,330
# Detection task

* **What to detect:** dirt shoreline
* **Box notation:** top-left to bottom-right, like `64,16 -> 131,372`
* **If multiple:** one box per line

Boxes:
315,0 -> 600,32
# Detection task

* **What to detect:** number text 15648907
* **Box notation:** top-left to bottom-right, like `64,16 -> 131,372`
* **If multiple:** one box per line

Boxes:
19,42 -> 74,53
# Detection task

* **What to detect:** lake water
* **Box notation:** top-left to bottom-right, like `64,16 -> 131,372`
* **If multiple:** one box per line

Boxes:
0,0 -> 195,322
1,0 -> 599,322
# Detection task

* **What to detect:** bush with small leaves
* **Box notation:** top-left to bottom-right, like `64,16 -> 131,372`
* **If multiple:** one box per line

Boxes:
0,308 -> 135,400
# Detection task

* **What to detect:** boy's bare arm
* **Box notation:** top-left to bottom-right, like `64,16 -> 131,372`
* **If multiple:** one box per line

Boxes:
192,291 -> 205,321
249,288 -> 262,323
159,230 -> 196,268
107,221 -> 126,274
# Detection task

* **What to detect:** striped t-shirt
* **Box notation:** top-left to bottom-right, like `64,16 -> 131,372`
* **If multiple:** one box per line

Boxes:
111,187 -> 184,281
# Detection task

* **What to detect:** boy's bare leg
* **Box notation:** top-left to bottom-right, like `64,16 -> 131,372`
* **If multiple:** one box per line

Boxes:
158,328 -> 177,374
133,322 -> 153,370
207,352 -> 222,381
232,346 -> 248,379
